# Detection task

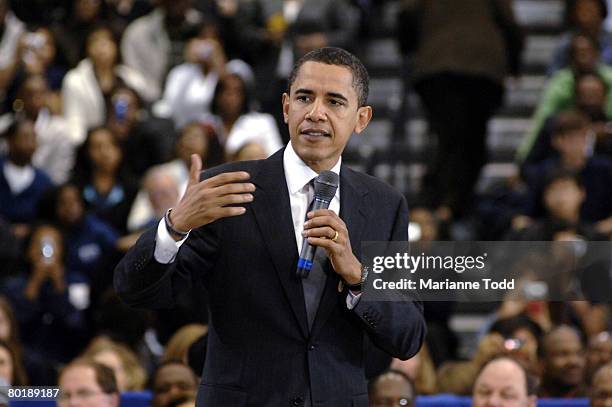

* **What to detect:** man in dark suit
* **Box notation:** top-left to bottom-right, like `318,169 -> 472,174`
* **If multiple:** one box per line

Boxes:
114,47 -> 425,406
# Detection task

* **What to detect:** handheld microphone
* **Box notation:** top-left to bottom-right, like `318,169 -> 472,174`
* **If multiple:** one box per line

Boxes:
296,171 -> 339,278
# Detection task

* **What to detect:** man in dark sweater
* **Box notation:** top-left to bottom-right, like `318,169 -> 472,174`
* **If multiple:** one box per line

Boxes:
0,118 -> 52,227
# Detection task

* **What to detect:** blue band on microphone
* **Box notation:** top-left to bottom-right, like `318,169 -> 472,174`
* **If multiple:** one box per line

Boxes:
297,258 -> 313,271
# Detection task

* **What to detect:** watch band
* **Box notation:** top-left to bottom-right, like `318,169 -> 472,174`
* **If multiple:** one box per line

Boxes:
345,264 -> 368,291
164,208 -> 189,240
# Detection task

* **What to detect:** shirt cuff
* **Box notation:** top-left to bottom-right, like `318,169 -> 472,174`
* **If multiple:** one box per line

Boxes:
154,218 -> 189,264
346,290 -> 362,310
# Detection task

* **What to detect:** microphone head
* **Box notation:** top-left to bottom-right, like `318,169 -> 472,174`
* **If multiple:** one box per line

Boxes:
314,171 -> 339,202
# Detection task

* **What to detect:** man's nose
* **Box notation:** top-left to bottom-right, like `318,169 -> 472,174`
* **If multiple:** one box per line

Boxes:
305,99 -> 327,121
168,384 -> 185,397
484,393 -> 503,407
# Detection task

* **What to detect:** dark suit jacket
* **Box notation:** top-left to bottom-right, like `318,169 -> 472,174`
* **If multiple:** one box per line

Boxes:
114,149 -> 425,407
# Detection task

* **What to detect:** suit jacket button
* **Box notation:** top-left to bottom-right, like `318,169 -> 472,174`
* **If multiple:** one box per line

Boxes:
291,396 -> 304,406
308,344 -> 317,351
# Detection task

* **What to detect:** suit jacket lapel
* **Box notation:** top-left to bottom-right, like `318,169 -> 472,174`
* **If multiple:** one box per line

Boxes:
251,150 -> 310,338
310,165 -> 369,339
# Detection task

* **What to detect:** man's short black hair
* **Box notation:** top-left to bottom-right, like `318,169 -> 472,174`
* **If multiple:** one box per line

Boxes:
287,47 -> 370,107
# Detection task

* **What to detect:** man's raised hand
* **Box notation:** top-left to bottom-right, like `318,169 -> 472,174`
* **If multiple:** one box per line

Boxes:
169,154 -> 255,234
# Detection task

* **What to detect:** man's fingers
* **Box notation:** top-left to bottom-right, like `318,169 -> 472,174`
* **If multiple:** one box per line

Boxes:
304,215 -> 346,234
212,193 -> 254,207
212,182 -> 256,196
205,171 -> 251,188
302,226 -> 337,240
208,206 -> 247,220
307,209 -> 337,218
307,237 -> 338,251
189,154 -> 202,185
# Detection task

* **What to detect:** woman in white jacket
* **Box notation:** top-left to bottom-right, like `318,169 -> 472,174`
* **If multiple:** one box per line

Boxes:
61,26 -> 157,145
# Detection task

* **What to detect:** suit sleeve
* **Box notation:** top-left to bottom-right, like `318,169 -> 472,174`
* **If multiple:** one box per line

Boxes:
113,221 -> 219,309
351,196 -> 426,360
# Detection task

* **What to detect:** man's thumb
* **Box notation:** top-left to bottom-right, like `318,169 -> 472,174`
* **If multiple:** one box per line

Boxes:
189,154 -> 202,185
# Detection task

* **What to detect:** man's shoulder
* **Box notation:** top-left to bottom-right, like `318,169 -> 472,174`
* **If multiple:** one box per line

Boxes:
342,165 -> 405,203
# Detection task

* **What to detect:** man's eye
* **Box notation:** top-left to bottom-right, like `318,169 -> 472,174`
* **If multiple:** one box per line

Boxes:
296,96 -> 310,102
330,99 -> 344,106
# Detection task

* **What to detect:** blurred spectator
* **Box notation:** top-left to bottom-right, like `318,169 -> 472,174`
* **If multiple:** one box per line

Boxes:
62,26 -> 157,145
18,27 -> 64,90
522,72 -> 612,167
368,369 -> 415,407
202,70 -> 283,159
489,314 -> 543,376
51,0 -> 112,69
0,297 -> 19,354
155,21 -> 230,129
591,362 -> 612,407
2,224 -> 89,364
402,0 -> 523,220
107,86 -> 174,178
0,118 -> 52,225
131,166 -> 181,231
38,183 -> 120,295
437,333 -> 506,395
389,344 -> 437,394
151,361 -> 198,407
121,0 -> 204,95
586,332 -> 612,384
126,122 -> 221,232
72,127 -> 138,234
510,170 -> 606,240
82,337 -> 147,391
522,110 -> 612,231
0,0 -> 25,105
229,0 -> 360,140
539,325 -> 587,397
162,324 -> 207,364
231,142 -> 268,161
550,0 -> 612,74
12,74 -> 73,184
3,27 -> 66,114
57,359 -> 119,407
0,295 -> 54,385
409,207 -> 440,242
472,357 -> 537,407
517,34 -> 612,163
0,339 -> 27,385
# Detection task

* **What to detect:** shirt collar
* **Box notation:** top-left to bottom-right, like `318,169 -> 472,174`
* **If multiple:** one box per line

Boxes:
283,141 -> 341,195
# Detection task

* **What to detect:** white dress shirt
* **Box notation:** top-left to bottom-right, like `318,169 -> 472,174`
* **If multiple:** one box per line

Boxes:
153,141 -> 360,307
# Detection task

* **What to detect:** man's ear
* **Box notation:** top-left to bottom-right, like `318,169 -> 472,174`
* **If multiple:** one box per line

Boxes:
353,105 -> 373,134
282,93 -> 290,124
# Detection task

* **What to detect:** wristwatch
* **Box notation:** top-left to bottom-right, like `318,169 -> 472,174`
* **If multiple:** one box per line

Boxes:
345,264 -> 369,292
164,208 -> 190,240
